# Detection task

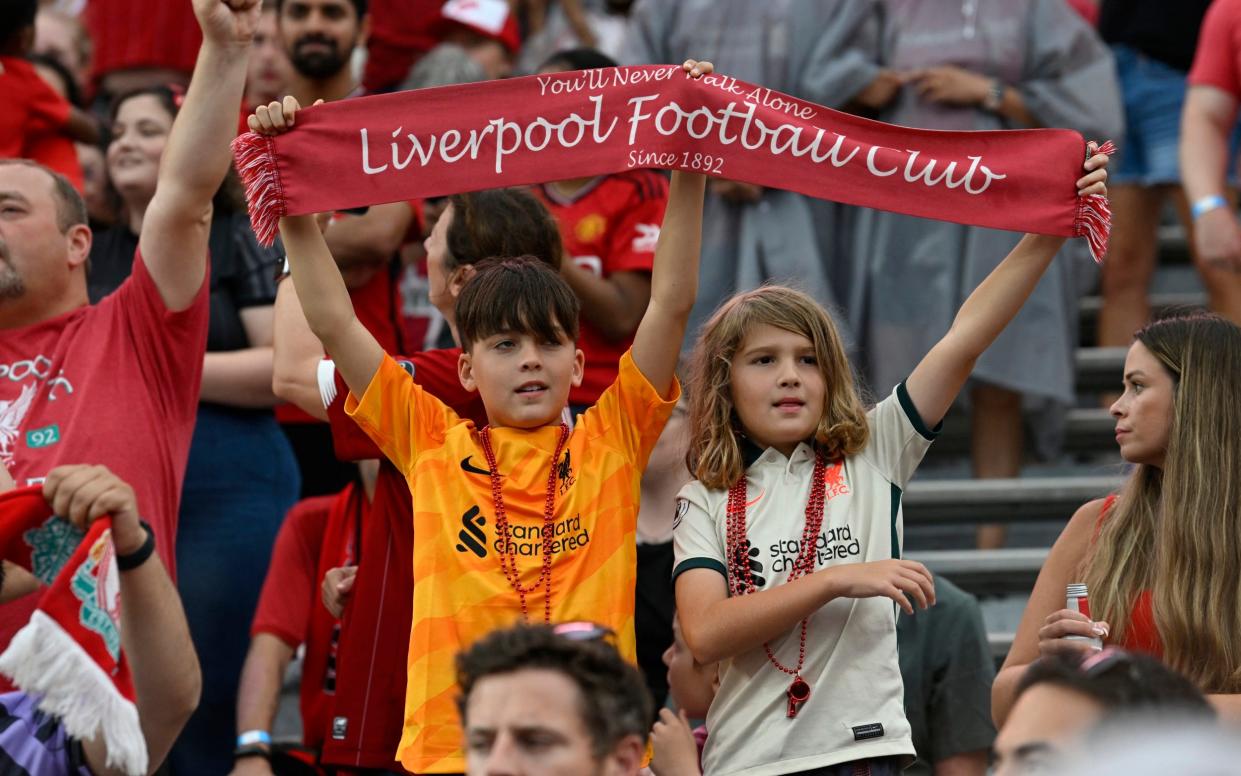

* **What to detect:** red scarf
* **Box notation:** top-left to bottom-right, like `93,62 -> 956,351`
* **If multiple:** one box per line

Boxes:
233,65 -> 1112,260
0,486 -> 145,776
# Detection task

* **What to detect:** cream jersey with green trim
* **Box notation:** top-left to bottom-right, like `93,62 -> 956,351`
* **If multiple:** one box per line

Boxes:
672,382 -> 937,776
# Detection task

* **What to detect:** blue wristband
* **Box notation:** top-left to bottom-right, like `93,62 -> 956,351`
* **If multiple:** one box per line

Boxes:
1191,194 -> 1228,221
236,730 -> 271,748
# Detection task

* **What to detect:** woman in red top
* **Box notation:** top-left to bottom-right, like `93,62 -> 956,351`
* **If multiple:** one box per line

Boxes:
993,313 -> 1241,725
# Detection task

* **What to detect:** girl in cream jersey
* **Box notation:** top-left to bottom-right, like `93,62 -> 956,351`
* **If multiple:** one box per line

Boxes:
672,148 -> 1110,776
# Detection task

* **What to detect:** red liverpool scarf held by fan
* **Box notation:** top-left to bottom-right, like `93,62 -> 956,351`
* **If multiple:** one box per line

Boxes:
233,65 -> 1113,259
0,486 -> 145,776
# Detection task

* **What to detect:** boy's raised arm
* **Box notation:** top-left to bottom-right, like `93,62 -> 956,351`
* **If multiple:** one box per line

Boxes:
629,168 -> 705,399
249,98 -> 386,400
628,61 -> 713,398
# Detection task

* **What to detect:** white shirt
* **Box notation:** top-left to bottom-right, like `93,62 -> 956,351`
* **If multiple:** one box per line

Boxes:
673,382 -> 937,775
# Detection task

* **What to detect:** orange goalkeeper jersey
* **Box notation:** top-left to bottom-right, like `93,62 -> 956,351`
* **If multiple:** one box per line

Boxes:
346,349 -> 679,773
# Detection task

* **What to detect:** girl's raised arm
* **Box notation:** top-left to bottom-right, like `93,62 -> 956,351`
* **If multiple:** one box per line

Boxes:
904,145 -> 1109,427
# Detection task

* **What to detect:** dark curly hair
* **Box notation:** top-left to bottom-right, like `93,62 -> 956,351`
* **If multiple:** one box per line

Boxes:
456,624 -> 652,759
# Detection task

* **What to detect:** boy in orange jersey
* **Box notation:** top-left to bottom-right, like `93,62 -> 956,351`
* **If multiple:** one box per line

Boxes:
249,62 -> 710,774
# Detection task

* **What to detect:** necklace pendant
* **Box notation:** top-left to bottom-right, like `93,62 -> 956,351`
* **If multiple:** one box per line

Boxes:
785,676 -> 811,718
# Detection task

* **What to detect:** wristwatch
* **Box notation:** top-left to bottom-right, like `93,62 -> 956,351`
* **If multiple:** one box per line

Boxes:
982,79 -> 1004,112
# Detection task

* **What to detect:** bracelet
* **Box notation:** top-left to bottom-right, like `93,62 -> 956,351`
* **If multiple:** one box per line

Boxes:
274,256 -> 291,284
116,520 -> 155,571
237,730 -> 272,748
1191,194 -> 1228,221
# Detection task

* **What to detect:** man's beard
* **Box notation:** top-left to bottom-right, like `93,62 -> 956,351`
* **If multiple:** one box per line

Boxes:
290,36 -> 349,80
0,246 -> 25,301
0,264 -> 25,301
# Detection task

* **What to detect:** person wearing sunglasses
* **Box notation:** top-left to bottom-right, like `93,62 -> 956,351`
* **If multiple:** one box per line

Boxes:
455,622 -> 651,776
993,648 -> 1214,775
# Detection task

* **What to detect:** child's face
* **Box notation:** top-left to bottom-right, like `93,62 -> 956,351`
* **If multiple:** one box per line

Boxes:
728,323 -> 827,457
662,620 -> 717,720
459,330 -> 584,428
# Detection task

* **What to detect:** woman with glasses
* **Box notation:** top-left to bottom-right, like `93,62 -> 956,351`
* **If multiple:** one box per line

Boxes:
993,313 -> 1241,725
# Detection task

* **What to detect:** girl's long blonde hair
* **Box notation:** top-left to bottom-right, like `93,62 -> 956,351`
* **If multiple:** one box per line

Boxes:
1084,313 -> 1241,692
685,286 -> 870,489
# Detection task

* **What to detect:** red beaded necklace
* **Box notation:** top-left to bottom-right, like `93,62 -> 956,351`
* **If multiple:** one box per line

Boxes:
726,450 -> 827,718
478,423 -> 570,624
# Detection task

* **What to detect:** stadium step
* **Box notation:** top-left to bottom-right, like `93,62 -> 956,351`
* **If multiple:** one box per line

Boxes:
928,407 -> 1117,458
1077,290 -> 1208,346
1074,346 -> 1127,395
902,475 -> 1122,525
907,548 -> 1047,597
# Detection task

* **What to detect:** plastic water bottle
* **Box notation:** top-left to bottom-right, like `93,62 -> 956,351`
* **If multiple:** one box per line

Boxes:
1065,582 -> 1104,650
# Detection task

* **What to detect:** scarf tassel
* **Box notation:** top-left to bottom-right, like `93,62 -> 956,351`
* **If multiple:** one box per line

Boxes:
0,611 -> 147,776
1075,140 -> 1116,263
231,132 -> 286,247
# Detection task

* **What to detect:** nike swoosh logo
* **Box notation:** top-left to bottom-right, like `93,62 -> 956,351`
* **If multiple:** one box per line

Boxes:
746,489 -> 765,509
461,456 -> 491,476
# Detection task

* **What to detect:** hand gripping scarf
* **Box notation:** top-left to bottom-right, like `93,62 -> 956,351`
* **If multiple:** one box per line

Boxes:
0,486 -> 145,776
232,65 -> 1113,260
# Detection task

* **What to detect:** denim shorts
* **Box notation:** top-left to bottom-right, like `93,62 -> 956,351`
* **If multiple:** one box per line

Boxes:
1110,43 -> 1241,185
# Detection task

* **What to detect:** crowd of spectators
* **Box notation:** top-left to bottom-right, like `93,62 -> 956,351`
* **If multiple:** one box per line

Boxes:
2,0 -> 1240,774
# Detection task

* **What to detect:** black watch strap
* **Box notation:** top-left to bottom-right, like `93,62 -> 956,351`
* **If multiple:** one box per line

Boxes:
116,520 -> 155,571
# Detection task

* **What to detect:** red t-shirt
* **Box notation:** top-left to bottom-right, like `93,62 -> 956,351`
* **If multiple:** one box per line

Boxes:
0,250 -> 208,642
535,171 -> 668,406
0,57 -> 79,187
252,486 -> 363,750
1188,0 -> 1241,98
84,0 -> 201,85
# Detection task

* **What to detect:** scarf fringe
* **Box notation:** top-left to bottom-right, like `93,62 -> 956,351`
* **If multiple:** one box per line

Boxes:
231,132 -> 286,247
0,611 -> 148,776
1074,140 -> 1116,263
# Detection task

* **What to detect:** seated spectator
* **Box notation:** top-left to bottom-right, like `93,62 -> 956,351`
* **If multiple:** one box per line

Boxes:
228,468 -> 373,776
0,463 -> 200,776
27,52 -> 89,194
993,649 -> 1214,776
897,576 -> 995,776
0,0 -> 257,656
993,314 -> 1241,726
456,623 -> 652,776
534,48 -> 668,412
1,0 -> 98,190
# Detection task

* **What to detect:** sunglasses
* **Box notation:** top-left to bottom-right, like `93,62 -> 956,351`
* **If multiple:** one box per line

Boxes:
553,621 -> 617,645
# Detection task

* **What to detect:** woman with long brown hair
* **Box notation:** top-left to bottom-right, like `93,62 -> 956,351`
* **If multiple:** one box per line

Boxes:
993,312 -> 1241,724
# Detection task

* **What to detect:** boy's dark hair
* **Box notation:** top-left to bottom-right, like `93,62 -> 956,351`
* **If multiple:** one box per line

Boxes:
456,624 -> 652,759
446,188 -> 562,272
275,0 -> 368,19
540,47 -> 619,72
0,0 -> 38,52
1017,649 -> 1214,719
455,256 -> 580,351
